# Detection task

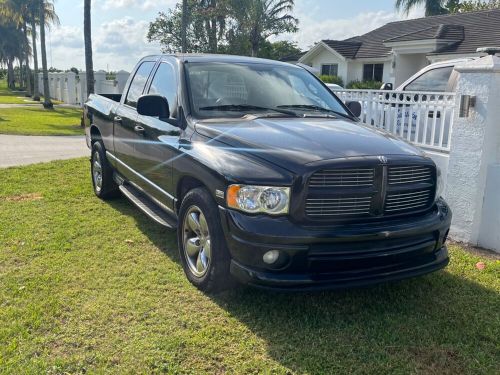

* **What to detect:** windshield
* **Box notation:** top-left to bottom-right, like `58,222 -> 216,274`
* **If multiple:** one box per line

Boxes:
185,62 -> 350,119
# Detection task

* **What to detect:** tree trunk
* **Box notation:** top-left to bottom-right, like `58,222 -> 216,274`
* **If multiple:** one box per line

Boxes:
24,22 -> 32,96
208,0 -> 217,53
39,0 -> 53,109
7,59 -> 15,89
181,0 -> 188,53
84,0 -> 95,97
31,15 -> 40,101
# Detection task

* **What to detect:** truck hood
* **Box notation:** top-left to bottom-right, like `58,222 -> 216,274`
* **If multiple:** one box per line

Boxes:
194,117 -> 423,170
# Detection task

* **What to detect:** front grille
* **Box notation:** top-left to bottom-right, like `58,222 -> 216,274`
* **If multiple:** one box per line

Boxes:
309,168 -> 374,187
305,161 -> 436,221
385,189 -> 433,213
306,197 -> 372,218
388,165 -> 432,185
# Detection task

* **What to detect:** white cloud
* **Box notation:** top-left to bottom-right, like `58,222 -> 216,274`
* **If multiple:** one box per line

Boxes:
99,0 -> 177,11
44,17 -> 161,71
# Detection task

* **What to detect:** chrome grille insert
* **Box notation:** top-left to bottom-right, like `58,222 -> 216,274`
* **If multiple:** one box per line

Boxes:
388,165 -> 432,185
385,189 -> 432,213
306,197 -> 372,217
309,168 -> 375,187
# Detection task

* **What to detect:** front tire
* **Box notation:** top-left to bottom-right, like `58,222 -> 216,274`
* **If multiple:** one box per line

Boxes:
177,187 -> 232,293
90,141 -> 119,200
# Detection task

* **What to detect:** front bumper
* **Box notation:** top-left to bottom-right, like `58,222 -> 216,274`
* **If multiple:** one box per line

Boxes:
219,199 -> 452,291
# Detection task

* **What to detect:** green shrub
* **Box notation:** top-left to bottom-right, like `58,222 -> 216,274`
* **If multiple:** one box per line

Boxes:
320,75 -> 344,87
346,80 -> 383,89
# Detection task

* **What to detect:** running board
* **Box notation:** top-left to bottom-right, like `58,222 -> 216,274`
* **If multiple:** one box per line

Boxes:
119,184 -> 177,229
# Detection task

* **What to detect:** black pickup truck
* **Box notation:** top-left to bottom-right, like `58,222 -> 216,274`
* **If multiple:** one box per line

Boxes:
84,54 -> 451,292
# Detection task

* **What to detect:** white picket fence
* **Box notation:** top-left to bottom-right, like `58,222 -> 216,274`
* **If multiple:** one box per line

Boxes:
36,70 -> 130,106
329,87 -> 456,153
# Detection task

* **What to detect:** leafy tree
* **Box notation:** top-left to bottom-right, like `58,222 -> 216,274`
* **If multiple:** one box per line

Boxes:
0,19 -> 25,88
257,40 -> 301,60
447,0 -> 499,12
147,0 -> 298,57
230,0 -> 298,56
396,0 -> 449,16
148,0 -> 228,53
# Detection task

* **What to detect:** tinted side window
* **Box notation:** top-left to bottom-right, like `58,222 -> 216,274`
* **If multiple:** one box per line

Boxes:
148,63 -> 177,114
404,66 -> 454,92
125,61 -> 156,107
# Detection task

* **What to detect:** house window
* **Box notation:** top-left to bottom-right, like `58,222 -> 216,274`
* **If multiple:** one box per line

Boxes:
321,64 -> 338,76
363,63 -> 384,81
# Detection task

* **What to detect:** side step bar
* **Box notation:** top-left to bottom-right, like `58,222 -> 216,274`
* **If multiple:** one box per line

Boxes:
119,183 -> 178,229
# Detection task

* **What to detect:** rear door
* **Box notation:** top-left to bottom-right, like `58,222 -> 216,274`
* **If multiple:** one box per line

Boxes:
113,60 -> 157,186
133,59 -> 181,210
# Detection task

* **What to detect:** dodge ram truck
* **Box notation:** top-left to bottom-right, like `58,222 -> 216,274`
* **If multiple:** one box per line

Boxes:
84,54 -> 451,292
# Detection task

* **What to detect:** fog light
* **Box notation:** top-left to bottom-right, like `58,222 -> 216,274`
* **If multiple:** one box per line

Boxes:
263,250 -> 280,264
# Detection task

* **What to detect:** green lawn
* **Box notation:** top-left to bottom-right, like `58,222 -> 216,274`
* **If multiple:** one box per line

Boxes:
0,79 -> 34,104
0,107 -> 83,136
0,79 -> 63,105
0,159 -> 499,374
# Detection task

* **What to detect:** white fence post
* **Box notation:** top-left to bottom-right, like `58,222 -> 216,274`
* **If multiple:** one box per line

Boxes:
66,72 -> 77,105
116,70 -> 129,93
445,55 -> 500,252
94,70 -> 106,93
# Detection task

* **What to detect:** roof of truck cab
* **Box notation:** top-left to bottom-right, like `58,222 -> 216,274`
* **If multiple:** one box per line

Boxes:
142,54 -> 298,67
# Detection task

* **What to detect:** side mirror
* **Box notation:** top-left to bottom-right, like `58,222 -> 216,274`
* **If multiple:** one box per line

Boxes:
137,94 -> 170,119
346,101 -> 362,117
380,82 -> 393,91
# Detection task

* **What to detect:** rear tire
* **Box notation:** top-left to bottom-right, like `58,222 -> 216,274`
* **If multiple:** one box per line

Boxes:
177,187 -> 232,293
90,141 -> 120,200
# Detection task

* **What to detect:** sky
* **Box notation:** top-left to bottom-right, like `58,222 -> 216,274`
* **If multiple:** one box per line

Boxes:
45,0 -> 425,72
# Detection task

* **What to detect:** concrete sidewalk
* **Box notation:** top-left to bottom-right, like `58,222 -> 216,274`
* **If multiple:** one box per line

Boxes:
0,134 -> 88,168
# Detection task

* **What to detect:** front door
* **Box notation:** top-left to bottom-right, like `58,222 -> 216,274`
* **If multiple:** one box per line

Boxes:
133,60 -> 181,211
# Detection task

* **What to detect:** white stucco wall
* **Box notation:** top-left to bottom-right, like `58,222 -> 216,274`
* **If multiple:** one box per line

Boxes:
445,55 -> 500,252
305,48 -> 348,84
394,54 -> 429,87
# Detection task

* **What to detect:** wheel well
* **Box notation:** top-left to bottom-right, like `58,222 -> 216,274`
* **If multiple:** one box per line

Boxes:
90,126 -> 102,144
176,176 -> 205,212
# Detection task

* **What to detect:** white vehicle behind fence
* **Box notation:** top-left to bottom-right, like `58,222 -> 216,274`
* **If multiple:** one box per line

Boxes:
329,58 -> 476,152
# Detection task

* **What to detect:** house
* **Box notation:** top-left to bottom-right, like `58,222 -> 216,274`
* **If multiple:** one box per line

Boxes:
298,8 -> 500,86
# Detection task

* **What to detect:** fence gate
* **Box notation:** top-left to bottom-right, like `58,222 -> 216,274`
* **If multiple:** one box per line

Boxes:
329,87 -> 456,153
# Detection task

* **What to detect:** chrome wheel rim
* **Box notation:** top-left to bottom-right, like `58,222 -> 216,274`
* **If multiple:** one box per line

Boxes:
182,205 -> 211,277
92,151 -> 103,193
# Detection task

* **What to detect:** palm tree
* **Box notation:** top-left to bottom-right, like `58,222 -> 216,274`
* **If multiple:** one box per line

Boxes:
36,0 -> 58,108
231,0 -> 298,57
395,0 -> 449,16
0,0 -> 31,91
29,0 -> 58,100
0,20 -> 25,89
181,0 -> 188,53
84,0 -> 94,96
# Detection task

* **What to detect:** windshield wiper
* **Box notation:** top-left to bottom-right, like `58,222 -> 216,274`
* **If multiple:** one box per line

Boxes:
198,104 -> 299,117
277,104 -> 353,119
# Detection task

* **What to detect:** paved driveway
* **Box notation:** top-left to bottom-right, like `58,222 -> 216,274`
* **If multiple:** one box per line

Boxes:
0,135 -> 88,168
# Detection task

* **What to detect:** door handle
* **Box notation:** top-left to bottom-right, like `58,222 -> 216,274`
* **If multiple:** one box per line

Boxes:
134,125 -> 145,134
114,116 -> 122,123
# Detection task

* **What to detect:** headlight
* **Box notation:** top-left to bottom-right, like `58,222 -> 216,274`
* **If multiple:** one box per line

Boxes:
226,185 -> 290,215
435,166 -> 444,201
